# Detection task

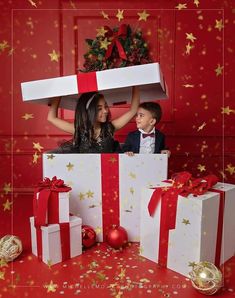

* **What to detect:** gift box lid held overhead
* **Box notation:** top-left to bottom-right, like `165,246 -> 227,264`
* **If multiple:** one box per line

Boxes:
21,63 -> 168,110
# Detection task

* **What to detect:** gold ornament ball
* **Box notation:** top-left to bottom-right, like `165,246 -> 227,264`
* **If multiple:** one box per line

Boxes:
0,235 -> 23,262
189,261 -> 223,295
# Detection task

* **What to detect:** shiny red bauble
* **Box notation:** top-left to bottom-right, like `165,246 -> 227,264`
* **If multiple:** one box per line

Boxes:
106,225 -> 128,249
81,225 -> 96,248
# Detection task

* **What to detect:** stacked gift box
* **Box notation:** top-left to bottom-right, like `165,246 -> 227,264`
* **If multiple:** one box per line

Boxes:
30,177 -> 82,265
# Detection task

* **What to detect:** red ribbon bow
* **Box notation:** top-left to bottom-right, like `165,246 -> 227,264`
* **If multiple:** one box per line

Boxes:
104,24 -> 127,60
37,176 -> 71,192
142,133 -> 155,138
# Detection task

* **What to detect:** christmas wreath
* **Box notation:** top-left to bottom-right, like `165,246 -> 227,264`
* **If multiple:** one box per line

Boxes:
81,24 -> 152,72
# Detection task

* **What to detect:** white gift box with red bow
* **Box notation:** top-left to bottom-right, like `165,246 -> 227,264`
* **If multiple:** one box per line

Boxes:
21,63 -> 167,109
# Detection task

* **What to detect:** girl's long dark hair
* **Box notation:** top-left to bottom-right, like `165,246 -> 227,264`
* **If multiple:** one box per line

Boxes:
73,92 -> 112,149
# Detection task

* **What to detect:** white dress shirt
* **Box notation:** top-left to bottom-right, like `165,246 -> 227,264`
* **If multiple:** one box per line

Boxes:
139,128 -> 155,154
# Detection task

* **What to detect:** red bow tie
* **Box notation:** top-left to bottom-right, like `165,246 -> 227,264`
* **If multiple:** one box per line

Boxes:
142,133 -> 155,138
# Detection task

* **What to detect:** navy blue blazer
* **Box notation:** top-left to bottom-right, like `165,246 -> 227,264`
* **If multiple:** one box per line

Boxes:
122,129 -> 166,153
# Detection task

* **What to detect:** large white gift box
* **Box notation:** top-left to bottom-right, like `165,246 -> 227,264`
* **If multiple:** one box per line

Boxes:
140,181 -> 235,277
21,63 -> 167,109
30,215 -> 82,265
43,153 -> 168,242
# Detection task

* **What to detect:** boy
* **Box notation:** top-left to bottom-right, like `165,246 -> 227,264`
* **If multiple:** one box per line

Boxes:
122,102 -> 170,156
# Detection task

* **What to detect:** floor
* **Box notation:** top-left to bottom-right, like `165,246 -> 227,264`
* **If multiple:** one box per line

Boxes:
0,194 -> 235,298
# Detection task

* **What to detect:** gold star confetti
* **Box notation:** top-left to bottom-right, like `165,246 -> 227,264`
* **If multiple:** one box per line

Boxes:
22,113 -> 34,120
0,259 -> 8,268
45,280 -> 57,293
116,9 -> 124,22
221,106 -> 235,115
186,43 -> 193,54
79,192 -> 85,200
129,172 -> 136,179
3,199 -> 13,211
188,261 -> 197,267
130,187 -> 134,195
69,0 -> 76,9
225,164 -> 235,175
33,142 -> 44,152
3,183 -> 11,195
175,3 -> 187,10
96,26 -> 108,37
183,84 -> 194,88
100,38 -> 111,50
197,122 -> 206,131
137,10 -> 150,21
47,154 -> 55,160
86,190 -> 94,198
186,33 -> 197,43
95,226 -> 102,235
0,271 -> 5,280
215,19 -> 224,31
219,170 -> 226,179
0,40 -> 10,52
48,50 -> 60,62
28,0 -> 37,7
194,0 -> 200,7
182,218 -> 190,225
118,268 -> 126,279
66,162 -> 74,171
215,64 -> 223,76
33,152 -> 40,164
101,10 -> 109,19
47,260 -> 53,269
197,164 -> 206,172
109,157 -> 117,163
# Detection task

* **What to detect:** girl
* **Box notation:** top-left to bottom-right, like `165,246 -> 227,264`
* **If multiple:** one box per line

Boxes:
47,86 -> 140,153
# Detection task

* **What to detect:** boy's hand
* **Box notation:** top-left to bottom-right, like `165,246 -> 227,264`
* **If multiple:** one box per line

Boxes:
125,151 -> 135,157
161,150 -> 171,158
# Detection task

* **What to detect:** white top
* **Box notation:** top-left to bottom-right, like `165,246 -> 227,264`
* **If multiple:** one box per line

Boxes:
139,128 -> 155,154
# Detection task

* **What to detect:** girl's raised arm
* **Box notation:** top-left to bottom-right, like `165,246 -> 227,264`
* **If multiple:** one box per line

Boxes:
47,97 -> 75,134
111,86 -> 140,130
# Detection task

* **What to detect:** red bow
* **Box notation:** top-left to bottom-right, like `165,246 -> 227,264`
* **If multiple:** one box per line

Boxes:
37,176 -> 71,192
142,133 -> 155,138
104,24 -> 127,60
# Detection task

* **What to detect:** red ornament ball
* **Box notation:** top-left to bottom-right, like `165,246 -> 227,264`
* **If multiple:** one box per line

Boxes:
106,225 -> 128,249
82,225 -> 96,248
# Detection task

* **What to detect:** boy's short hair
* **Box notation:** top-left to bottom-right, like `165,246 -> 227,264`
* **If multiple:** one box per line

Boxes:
139,102 -> 162,124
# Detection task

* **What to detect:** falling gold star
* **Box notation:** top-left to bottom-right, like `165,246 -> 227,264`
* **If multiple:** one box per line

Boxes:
96,26 -> 108,37
215,64 -> 223,76
101,10 -> 109,20
48,50 -> 60,62
109,157 -> 117,163
221,106 -> 235,115
66,162 -> 74,171
33,142 -> 44,152
45,280 -> 57,293
8,48 -> 15,56
116,9 -> 124,22
47,154 -> 55,160
3,199 -> 13,211
186,33 -> 197,43
186,43 -> 193,54
183,84 -> 194,88
0,271 -> 5,280
118,268 -> 126,279
79,192 -> 85,200
3,183 -> 11,195
33,152 -> 40,164
47,260 -> 53,269
197,164 -> 206,172
182,218 -> 190,225
215,19 -> 224,31
86,190 -> 94,198
69,0 -> 76,9
129,172 -> 136,179
137,10 -> 150,21
175,3 -> 187,10
28,0 -> 37,7
22,113 -> 34,120
188,261 -> 197,267
100,38 -> 111,50
194,0 -> 200,7
219,170 -> 226,179
197,122 -> 206,131
0,259 -> 8,268
130,187 -> 134,195
95,226 -> 102,235
0,40 -> 10,52
225,164 -> 235,175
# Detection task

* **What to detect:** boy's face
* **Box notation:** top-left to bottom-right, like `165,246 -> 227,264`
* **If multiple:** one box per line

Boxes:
135,107 -> 156,132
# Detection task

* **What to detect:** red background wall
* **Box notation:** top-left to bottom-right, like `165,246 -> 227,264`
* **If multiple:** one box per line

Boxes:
0,0 -> 234,210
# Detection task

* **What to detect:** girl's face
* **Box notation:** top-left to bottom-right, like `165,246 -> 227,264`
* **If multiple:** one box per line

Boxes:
135,107 -> 156,132
96,97 -> 109,123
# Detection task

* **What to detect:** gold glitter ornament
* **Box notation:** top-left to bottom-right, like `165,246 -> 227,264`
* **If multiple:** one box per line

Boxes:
0,235 -> 23,262
189,261 -> 223,295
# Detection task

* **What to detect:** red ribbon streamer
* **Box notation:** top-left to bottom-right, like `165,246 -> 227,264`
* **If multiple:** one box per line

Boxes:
77,71 -> 98,93
147,171 -> 219,267
101,154 -> 120,238
104,24 -> 127,60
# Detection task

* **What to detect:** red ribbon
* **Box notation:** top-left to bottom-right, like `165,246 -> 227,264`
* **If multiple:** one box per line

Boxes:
147,171 -> 219,267
104,24 -> 127,60
33,176 -> 71,227
77,71 -> 98,93
101,154 -> 120,238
